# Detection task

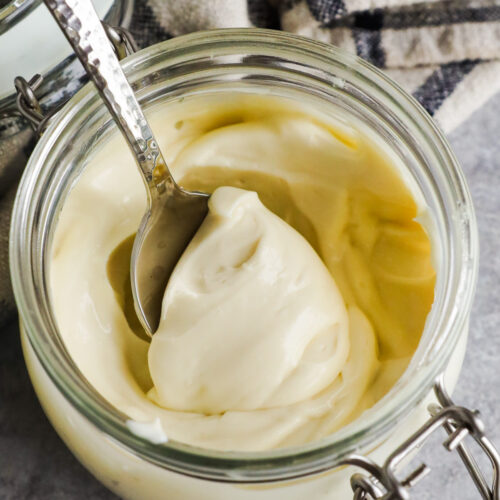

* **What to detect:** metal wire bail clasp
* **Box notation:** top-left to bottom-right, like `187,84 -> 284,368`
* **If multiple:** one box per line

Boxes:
14,74 -> 46,134
14,24 -> 138,136
103,23 -> 139,59
344,376 -> 500,499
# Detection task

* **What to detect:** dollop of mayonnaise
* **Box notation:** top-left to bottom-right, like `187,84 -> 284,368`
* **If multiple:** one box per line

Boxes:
148,187 -> 349,414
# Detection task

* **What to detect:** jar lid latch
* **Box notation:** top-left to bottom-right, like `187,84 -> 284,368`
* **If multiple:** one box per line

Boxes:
342,376 -> 500,499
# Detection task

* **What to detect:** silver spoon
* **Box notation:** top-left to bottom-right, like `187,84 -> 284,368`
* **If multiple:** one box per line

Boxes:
44,0 -> 209,336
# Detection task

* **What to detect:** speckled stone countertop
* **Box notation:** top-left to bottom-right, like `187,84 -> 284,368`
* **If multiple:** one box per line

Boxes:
2,92 -> 500,500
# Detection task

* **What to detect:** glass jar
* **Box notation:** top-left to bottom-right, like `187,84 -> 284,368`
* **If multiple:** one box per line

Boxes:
9,29 -> 481,499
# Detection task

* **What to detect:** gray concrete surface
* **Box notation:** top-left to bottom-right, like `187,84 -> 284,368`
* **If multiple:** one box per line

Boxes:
2,92 -> 500,499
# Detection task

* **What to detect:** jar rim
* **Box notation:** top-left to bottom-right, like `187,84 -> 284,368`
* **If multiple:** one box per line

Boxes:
9,28 -> 478,482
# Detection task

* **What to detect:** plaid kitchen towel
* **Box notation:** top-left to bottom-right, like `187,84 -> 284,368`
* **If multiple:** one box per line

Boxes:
1,0 -> 500,325
127,0 -> 500,133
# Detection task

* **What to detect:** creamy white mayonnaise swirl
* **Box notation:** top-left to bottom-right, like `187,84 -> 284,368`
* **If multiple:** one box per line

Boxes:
149,186 -> 350,414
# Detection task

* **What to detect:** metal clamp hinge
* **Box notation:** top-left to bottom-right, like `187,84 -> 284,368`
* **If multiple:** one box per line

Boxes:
342,376 -> 500,499
14,24 -> 138,136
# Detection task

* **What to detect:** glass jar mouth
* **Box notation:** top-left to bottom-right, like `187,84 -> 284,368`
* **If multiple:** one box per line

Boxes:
9,28 -> 478,482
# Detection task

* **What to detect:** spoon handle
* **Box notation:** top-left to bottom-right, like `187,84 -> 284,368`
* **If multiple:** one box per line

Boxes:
43,0 -> 173,196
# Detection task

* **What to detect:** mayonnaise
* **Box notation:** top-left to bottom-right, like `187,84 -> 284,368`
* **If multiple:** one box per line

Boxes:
149,187 -> 351,414
49,93 -> 435,451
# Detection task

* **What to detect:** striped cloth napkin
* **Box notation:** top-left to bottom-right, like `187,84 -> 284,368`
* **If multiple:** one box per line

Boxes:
1,0 -> 499,325
128,0 -> 500,134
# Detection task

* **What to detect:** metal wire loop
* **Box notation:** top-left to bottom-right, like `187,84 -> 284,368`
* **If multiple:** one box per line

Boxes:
342,376 -> 500,499
103,23 -> 139,60
14,74 -> 45,130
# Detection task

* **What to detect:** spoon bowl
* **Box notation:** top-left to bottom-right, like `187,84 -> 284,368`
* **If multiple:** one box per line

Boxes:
132,185 -> 209,335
